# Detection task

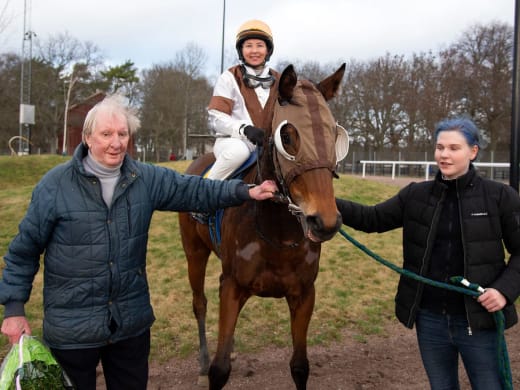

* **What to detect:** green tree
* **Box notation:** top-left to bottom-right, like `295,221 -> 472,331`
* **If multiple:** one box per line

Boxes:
100,60 -> 140,102
0,52 -> 20,154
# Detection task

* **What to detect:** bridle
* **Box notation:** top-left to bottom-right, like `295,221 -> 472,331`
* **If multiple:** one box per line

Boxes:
251,80 -> 349,244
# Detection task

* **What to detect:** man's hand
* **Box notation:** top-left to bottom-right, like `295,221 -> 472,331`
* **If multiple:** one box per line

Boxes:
248,180 -> 278,200
243,125 -> 265,145
1,316 -> 31,344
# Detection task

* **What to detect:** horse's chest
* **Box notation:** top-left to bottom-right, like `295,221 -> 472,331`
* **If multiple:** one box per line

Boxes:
232,257 -> 320,298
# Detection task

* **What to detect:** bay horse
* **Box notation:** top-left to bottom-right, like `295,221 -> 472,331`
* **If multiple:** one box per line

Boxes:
178,63 -> 347,390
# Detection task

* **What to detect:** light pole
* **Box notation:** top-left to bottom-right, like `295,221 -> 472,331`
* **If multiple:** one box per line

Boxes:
510,0 -> 520,191
220,0 -> 226,73
19,0 -> 35,155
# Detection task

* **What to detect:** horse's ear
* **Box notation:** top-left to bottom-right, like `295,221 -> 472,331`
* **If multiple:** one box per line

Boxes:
278,64 -> 298,103
317,63 -> 346,101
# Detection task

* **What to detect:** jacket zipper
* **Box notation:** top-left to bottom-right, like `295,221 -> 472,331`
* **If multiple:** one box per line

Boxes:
456,180 -> 473,336
408,187 -> 446,327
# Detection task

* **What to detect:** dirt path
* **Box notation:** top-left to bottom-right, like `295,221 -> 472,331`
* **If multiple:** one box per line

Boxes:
94,317 -> 520,389
139,322 -> 520,389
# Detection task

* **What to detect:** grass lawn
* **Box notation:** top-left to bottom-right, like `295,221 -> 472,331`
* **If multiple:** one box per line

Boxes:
0,155 -> 404,362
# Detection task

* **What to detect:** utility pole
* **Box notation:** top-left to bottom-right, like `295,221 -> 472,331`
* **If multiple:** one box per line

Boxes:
19,0 -> 35,155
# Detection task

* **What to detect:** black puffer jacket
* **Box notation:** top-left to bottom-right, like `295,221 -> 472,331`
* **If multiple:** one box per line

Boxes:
337,166 -> 520,330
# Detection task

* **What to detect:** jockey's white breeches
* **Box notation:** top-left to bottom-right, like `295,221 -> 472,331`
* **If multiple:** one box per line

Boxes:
207,137 -> 255,180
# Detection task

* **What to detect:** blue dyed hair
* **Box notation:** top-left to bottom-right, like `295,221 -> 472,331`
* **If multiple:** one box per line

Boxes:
434,117 -> 481,148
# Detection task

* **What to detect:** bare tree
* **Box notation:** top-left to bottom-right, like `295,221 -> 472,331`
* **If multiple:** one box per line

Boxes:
0,20 -> 513,162
345,53 -> 409,155
174,42 -> 207,79
0,0 -> 13,46
139,55 -> 212,162
451,22 -> 513,155
275,59 -> 330,82
399,51 -> 450,157
172,43 -> 209,156
140,65 -> 189,161
32,32 -> 104,152
333,22 -> 512,162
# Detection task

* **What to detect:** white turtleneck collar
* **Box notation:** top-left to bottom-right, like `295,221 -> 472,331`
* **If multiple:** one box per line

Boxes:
83,151 -> 122,207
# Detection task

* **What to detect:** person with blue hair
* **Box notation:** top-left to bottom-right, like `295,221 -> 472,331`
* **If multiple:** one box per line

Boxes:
336,116 -> 520,389
435,116 -> 481,153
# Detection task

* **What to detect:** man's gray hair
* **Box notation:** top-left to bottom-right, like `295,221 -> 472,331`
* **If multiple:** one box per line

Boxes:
82,94 -> 140,143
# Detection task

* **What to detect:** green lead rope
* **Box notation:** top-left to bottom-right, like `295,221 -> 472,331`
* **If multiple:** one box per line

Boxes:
339,228 -> 513,390
449,275 -> 512,390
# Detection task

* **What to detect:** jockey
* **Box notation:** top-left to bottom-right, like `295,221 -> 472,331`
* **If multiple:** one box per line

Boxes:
206,19 -> 280,180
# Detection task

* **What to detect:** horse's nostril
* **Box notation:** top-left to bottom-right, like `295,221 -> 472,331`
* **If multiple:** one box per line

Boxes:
306,214 -> 342,236
306,215 -> 322,231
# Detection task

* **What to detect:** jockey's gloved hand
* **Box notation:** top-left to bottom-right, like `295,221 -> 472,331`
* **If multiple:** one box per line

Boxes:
243,125 -> 265,145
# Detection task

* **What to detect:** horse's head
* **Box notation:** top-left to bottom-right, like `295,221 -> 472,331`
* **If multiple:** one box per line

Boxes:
269,64 -> 348,243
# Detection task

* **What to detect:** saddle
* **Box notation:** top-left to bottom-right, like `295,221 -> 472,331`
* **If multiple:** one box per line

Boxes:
191,151 -> 258,249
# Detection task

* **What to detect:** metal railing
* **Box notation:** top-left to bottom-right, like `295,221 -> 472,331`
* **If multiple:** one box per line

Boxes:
360,160 -> 510,180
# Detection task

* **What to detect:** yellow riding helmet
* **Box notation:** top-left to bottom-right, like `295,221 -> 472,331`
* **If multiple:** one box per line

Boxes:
235,19 -> 274,62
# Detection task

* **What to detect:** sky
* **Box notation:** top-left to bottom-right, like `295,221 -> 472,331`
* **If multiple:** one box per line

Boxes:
1,0 -> 515,80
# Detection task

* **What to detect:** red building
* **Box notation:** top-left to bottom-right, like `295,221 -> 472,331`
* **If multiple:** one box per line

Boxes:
58,92 -> 105,155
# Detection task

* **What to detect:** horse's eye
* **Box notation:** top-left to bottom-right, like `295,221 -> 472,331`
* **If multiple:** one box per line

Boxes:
279,125 -> 300,157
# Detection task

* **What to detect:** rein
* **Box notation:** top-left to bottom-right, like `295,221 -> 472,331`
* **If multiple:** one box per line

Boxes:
249,141 -> 306,248
338,228 -> 513,390
265,136 -> 304,219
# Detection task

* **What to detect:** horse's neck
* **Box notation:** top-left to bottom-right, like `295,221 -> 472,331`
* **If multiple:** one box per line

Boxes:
238,157 -> 305,245
243,159 -> 301,228
242,154 -> 276,184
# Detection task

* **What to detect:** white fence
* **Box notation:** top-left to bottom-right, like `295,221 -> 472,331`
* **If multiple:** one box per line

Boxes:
360,160 -> 510,180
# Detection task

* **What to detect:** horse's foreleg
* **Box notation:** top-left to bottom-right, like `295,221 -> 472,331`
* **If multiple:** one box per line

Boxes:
286,285 -> 315,390
209,277 -> 249,390
194,295 -> 210,386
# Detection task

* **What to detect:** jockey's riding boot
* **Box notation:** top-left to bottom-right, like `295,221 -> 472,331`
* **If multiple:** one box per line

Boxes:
191,212 -> 209,224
